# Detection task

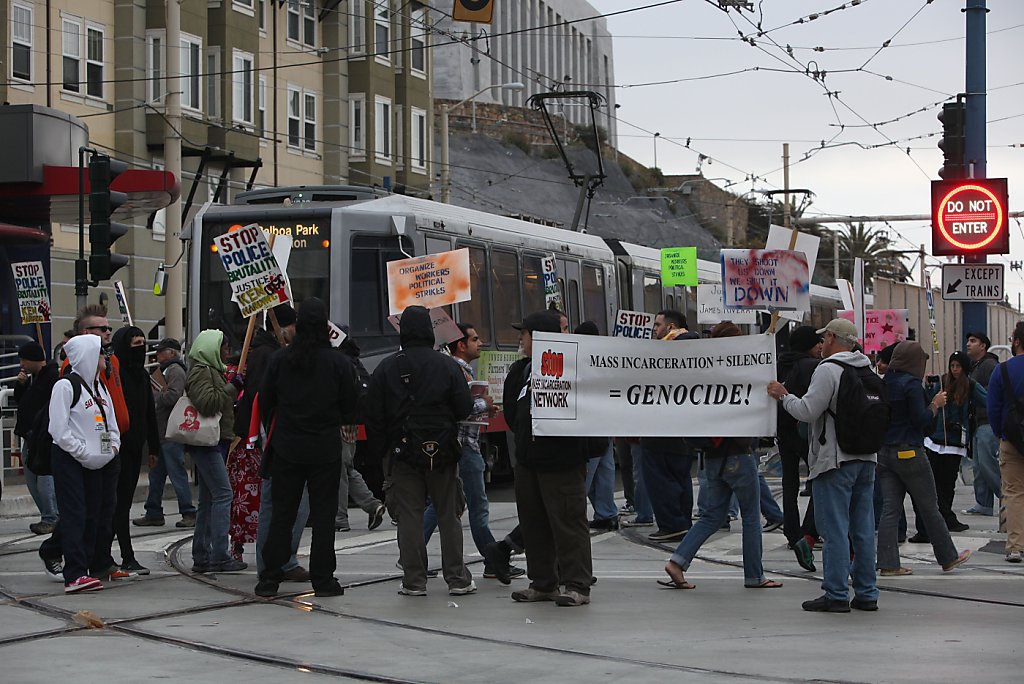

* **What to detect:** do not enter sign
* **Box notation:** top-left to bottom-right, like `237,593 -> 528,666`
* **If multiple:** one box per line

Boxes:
931,178 -> 1009,256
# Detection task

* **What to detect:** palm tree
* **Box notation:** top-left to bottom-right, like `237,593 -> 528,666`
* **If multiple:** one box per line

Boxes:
837,222 -> 911,284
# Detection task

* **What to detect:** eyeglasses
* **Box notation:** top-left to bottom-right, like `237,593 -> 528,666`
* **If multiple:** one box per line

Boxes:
84,325 -> 113,333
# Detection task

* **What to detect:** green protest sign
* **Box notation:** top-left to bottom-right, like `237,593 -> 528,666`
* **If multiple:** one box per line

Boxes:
660,247 -> 698,286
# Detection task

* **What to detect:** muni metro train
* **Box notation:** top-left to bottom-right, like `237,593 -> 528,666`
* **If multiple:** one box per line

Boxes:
186,184 -> 845,366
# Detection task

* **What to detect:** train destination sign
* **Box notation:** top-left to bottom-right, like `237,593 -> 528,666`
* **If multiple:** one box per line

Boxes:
529,332 -> 777,438
941,263 -> 1004,302
931,178 -> 1010,256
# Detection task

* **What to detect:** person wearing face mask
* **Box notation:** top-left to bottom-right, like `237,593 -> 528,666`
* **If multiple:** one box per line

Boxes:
108,327 -> 162,576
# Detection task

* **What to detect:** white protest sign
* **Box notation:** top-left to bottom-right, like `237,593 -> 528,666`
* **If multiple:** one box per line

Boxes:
541,255 -> 562,311
387,308 -> 465,348
720,249 -> 810,312
11,261 -> 51,324
696,284 -> 758,325
530,332 -> 777,438
612,309 -> 654,339
478,350 -> 522,403
271,237 -> 295,302
327,320 -> 348,348
767,226 -> 820,323
215,223 -> 289,318
386,248 -> 472,315
112,281 -> 133,326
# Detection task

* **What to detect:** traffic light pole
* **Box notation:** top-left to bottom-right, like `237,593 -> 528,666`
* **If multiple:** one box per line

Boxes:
961,0 -> 988,338
76,145 -> 95,311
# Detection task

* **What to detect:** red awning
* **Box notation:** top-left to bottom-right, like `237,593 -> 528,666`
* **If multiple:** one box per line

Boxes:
0,222 -> 48,243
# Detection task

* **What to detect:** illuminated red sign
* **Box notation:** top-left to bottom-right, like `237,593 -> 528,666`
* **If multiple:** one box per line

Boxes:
931,178 -> 1009,256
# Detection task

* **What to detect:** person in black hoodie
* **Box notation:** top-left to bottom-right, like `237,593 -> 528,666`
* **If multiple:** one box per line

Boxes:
503,310 -> 593,607
254,299 -> 355,597
14,341 -> 60,534
776,325 -> 821,571
366,305 -> 474,597
109,326 -> 162,576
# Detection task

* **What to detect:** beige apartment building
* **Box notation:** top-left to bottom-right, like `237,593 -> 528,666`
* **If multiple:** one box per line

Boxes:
0,0 -> 433,334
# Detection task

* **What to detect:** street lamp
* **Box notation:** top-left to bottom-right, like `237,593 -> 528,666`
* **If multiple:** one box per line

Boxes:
653,132 -> 661,170
440,82 -> 525,203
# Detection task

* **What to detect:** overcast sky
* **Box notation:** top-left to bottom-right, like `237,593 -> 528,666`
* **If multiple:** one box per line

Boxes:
590,0 -> 1024,309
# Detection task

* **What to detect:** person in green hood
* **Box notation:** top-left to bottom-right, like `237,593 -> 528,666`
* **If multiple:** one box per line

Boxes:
184,329 -> 246,573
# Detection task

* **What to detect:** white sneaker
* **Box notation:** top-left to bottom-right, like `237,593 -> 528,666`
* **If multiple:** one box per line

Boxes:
398,584 -> 427,596
449,581 -> 477,596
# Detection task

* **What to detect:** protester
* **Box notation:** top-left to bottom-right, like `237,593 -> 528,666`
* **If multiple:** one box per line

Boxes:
14,341 -> 60,535
618,437 -> 653,527
503,310 -> 592,606
366,305 -> 475,597
109,326 -> 162,576
872,342 -> 907,544
876,341 -> 971,576
661,323 -> 782,591
921,351 -> 987,534
185,329 -> 246,573
135,338 -> 196,528
48,334 -> 119,592
987,322 -> 1024,563
255,299 -> 357,598
768,318 -> 879,612
641,310 -> 699,543
965,332 -> 1001,516
575,321 -> 619,532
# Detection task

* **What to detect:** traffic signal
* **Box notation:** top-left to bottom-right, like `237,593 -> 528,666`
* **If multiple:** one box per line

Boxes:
88,154 -> 130,282
937,101 -> 965,180
453,0 -> 494,24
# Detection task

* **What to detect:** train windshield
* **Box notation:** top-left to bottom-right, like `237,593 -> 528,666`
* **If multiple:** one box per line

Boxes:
197,216 -> 331,351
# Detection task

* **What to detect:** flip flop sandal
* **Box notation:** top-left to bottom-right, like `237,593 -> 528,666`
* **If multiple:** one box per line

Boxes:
745,579 -> 783,588
657,579 -> 696,590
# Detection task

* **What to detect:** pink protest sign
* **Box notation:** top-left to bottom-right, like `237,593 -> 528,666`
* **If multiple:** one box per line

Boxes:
839,309 -> 909,354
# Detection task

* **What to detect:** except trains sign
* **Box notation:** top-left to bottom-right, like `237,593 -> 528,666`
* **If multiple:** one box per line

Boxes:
931,178 -> 1009,256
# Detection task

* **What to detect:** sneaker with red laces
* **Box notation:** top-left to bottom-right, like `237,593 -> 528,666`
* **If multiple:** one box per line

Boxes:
65,576 -> 103,593
108,568 -> 132,580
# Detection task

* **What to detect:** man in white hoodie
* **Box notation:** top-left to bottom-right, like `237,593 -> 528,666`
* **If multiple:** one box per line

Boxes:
48,335 -> 120,593
768,319 -> 879,613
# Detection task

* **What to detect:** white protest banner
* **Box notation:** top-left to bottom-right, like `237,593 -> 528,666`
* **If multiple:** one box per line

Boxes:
386,248 -> 472,315
530,332 -> 777,438
327,320 -> 348,348
696,284 -> 757,325
11,261 -> 51,324
478,350 -> 522,403
215,223 -> 289,318
612,309 -> 655,339
541,255 -> 562,311
387,307 -> 465,348
720,249 -> 810,312
112,281 -> 133,326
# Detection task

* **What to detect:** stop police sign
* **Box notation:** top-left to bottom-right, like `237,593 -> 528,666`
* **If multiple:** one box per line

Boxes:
931,178 -> 1010,256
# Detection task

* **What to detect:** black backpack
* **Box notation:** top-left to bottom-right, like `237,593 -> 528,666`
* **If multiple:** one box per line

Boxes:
818,360 -> 890,455
390,353 -> 461,471
998,363 -> 1024,455
25,373 -> 86,476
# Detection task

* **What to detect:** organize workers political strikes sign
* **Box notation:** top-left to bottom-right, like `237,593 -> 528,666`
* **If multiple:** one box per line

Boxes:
215,223 -> 289,318
530,332 -> 777,437
11,261 -> 51,324
660,247 -> 698,287
386,248 -> 472,315
612,309 -> 655,339
839,309 -> 909,354
721,249 -> 809,312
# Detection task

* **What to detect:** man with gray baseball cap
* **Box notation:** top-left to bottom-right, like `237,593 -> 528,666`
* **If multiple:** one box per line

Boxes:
768,318 -> 879,613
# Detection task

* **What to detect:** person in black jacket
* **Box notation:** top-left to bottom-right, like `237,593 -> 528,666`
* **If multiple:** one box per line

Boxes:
775,325 -> 821,571
13,342 -> 60,534
255,298 -> 357,598
108,327 -> 162,576
366,305 -> 475,597
503,310 -> 593,607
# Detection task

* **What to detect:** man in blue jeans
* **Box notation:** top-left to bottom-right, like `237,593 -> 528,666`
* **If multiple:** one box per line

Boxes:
966,332 -> 1000,516
768,318 -> 880,613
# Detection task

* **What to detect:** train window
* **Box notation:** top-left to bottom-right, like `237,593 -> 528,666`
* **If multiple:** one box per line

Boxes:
425,235 -> 450,254
349,234 -> 410,353
643,274 -> 661,314
616,259 -> 632,310
491,249 -> 521,346
458,244 -> 492,344
523,254 -> 546,314
582,264 -> 607,334
569,280 -> 581,330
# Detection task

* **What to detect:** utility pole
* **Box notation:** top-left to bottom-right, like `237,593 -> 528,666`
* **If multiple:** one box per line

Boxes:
782,142 -> 791,230
833,233 -> 840,282
164,0 -> 184,340
961,0 -> 988,339
440,104 -> 450,203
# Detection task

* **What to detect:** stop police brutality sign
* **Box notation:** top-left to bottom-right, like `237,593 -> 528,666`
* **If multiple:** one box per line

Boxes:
931,178 -> 1009,257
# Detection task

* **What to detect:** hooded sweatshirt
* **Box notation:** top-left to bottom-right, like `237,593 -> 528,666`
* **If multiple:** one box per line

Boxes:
883,341 -> 934,447
185,330 -> 236,442
780,349 -> 876,479
969,350 -> 999,426
48,334 -> 120,470
112,326 -> 161,457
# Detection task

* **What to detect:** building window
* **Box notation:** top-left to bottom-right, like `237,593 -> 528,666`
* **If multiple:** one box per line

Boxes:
257,75 -> 267,137
302,1 -> 315,47
350,0 -> 364,54
303,92 -> 317,152
374,5 -> 389,61
288,87 -> 301,147
233,0 -> 254,9
11,3 -> 32,82
410,107 -> 427,171
147,32 -> 163,102
287,0 -> 300,42
374,96 -> 391,161
86,27 -> 103,98
207,48 -> 221,119
395,106 -> 403,169
232,50 -> 254,124
410,8 -> 426,74
62,20 -> 81,93
258,0 -> 266,31
350,94 -> 365,158
180,34 -> 202,111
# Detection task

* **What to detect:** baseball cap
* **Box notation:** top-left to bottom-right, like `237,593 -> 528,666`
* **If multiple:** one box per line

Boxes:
512,311 -> 562,334
155,338 -> 182,352
816,318 -> 859,346
965,331 -> 991,349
